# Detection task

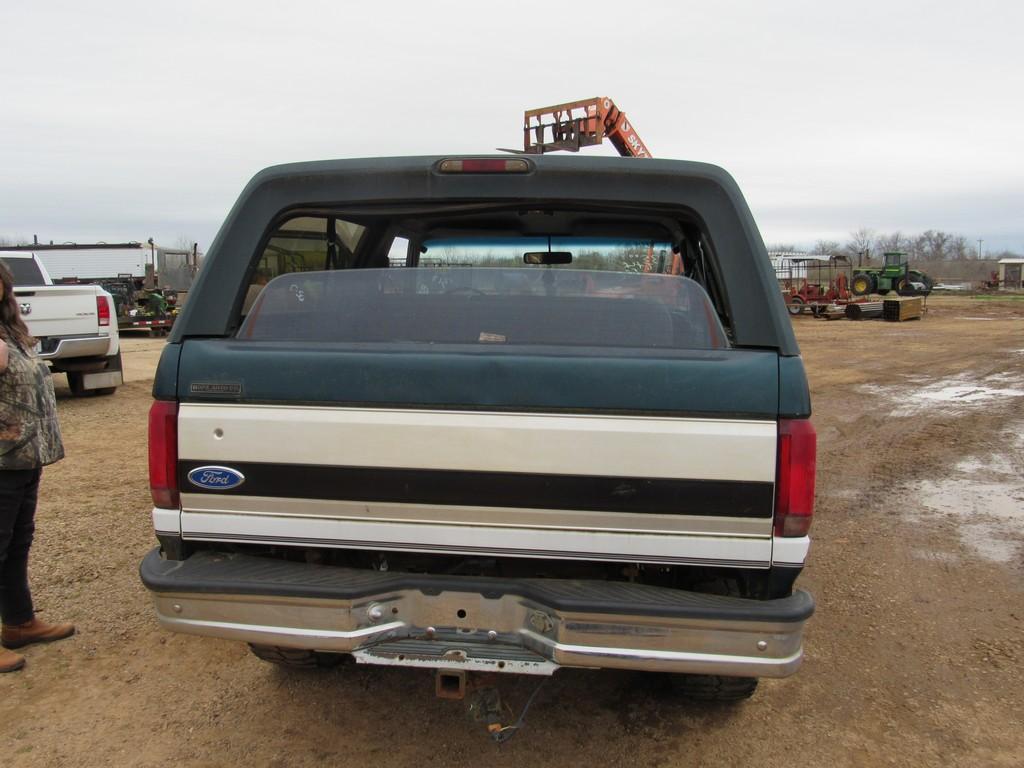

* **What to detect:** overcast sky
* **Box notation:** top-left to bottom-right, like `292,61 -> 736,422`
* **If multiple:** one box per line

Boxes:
2,0 -> 1021,253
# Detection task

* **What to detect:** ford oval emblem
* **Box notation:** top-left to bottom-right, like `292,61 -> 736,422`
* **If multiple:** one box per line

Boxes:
187,466 -> 245,491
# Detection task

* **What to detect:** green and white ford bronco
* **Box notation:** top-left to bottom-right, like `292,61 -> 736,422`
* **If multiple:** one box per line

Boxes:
140,155 -> 815,702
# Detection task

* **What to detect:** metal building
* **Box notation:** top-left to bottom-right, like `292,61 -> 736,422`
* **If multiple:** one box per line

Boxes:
998,258 -> 1024,290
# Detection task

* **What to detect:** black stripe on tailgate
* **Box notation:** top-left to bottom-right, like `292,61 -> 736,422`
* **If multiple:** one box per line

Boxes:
178,462 -> 774,518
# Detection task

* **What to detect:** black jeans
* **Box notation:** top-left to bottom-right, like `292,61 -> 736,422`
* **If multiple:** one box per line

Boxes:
0,468 -> 41,626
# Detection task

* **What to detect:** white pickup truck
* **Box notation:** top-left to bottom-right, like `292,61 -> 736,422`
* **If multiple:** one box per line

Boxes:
0,252 -> 123,396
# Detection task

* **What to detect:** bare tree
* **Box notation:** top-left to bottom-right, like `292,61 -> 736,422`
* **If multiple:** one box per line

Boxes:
766,243 -> 797,253
948,235 -> 971,260
913,230 -> 953,260
812,239 -> 841,256
844,228 -> 875,265
875,231 -> 912,254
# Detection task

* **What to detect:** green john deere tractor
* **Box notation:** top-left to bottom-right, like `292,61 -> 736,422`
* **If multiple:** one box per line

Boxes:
850,251 -> 933,297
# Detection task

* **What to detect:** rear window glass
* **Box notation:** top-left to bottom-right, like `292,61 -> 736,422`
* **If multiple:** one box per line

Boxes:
1,257 -> 45,286
238,267 -> 728,352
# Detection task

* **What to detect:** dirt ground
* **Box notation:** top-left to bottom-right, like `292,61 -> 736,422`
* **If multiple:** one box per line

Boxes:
2,296 -> 1022,767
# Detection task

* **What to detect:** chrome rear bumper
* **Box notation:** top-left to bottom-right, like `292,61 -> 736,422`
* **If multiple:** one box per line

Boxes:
141,548 -> 813,678
37,334 -> 111,360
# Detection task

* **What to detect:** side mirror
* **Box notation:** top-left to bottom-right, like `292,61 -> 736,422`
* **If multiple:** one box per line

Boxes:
524,251 -> 572,265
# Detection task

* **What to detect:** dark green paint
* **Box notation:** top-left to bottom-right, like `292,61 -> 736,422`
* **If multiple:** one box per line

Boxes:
778,355 -> 812,418
177,340 -> 781,418
152,342 -> 181,400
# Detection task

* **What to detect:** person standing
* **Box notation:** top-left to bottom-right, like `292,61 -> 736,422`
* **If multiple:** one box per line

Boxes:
0,262 -> 74,672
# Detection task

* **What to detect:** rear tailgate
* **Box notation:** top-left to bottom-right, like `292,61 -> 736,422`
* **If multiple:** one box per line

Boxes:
174,341 -> 779,568
14,285 -> 103,340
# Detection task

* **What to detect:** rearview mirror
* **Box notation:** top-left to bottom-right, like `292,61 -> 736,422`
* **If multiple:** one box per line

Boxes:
524,251 -> 572,265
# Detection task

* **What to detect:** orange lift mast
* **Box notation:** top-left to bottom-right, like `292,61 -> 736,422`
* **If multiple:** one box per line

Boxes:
522,97 -> 652,158
521,98 -> 676,273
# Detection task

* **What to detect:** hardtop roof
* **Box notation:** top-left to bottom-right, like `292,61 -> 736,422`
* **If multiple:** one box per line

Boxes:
172,155 -> 798,355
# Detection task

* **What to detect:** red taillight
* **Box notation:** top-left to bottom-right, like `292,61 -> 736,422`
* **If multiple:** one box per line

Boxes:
148,400 -> 179,509
438,158 -> 531,173
97,295 -> 111,326
774,418 -> 817,537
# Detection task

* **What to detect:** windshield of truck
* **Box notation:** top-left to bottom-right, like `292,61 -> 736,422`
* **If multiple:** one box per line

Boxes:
0,256 -> 46,286
238,259 -> 728,352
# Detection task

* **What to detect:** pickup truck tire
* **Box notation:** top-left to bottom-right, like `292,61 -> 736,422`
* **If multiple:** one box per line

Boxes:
668,674 -> 758,702
247,644 -> 346,669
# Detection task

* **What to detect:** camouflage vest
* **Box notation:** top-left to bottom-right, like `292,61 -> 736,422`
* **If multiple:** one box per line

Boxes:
0,336 -> 65,469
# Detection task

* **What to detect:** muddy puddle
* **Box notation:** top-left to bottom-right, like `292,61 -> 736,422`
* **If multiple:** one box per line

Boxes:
861,374 -> 1024,417
912,425 -> 1024,565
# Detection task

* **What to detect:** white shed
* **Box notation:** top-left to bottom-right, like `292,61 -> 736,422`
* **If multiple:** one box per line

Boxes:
33,244 -> 150,281
998,258 -> 1024,290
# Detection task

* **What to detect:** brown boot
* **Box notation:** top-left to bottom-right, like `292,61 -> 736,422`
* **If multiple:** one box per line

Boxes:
2,617 -> 76,649
0,647 -> 25,672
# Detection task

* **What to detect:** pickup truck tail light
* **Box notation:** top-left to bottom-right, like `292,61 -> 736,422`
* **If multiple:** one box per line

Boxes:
149,400 -> 179,508
774,418 -> 817,537
97,295 -> 111,327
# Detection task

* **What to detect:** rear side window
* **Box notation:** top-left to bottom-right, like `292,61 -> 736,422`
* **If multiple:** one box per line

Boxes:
242,216 -> 367,315
239,268 -> 728,352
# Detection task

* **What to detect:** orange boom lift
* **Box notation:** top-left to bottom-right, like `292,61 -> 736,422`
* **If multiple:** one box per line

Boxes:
520,97 -> 673,273
522,97 -> 653,158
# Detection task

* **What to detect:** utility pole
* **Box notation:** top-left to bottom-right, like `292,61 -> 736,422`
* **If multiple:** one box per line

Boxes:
977,239 -> 983,259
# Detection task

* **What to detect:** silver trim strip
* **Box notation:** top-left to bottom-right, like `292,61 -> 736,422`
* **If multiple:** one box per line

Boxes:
181,531 -> 767,567
180,511 -> 772,567
179,494 -> 772,537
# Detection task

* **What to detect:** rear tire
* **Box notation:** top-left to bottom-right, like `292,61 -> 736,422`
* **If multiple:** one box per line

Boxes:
851,273 -> 873,296
668,674 -> 758,702
248,644 -> 345,669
